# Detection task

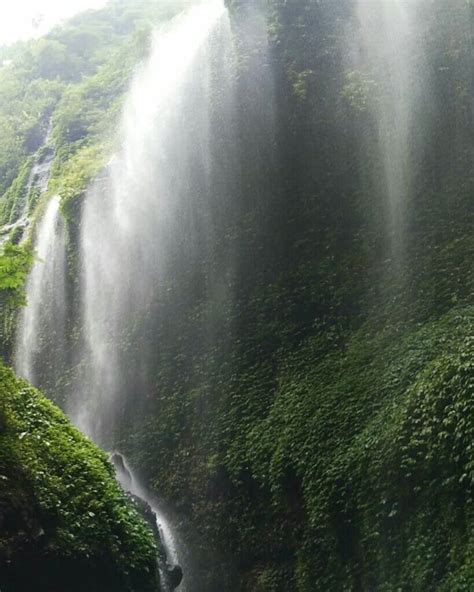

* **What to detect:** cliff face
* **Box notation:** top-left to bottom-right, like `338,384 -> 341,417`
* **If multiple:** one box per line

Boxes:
118,2 -> 473,589
1,1 -> 473,591
0,363 -> 160,592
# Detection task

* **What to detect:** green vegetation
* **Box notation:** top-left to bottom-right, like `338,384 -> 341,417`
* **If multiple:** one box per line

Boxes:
0,244 -> 33,308
0,0 -> 164,350
0,3 -> 199,590
115,1 -> 473,589
1,0 -> 473,590
0,0 -> 198,334
0,244 -> 33,360
0,0 -> 192,228
0,362 -> 159,592
225,306 -> 474,590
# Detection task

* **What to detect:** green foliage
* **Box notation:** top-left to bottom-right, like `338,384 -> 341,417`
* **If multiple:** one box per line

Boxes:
0,0 -> 172,221
341,70 -> 378,112
31,39 -> 70,80
0,363 -> 159,591
51,143 -> 106,221
0,63 -> 62,197
113,2 -> 474,590
289,68 -> 313,101
238,307 -> 474,590
2,0 -> 472,590
0,157 -> 34,225
0,243 -> 33,359
0,244 -> 33,307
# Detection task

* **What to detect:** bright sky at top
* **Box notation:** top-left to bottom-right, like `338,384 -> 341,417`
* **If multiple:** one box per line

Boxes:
0,0 -> 107,46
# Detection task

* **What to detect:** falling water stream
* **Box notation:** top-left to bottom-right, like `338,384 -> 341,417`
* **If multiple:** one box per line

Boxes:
15,195 -> 66,385
73,0 -> 231,443
111,453 -> 183,591
0,120 -> 55,245
14,2 -> 235,589
353,0 -> 428,267
76,5 -> 233,585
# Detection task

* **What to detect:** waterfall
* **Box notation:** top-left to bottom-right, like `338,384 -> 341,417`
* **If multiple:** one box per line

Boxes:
27,121 -> 56,199
353,0 -> 429,267
0,120 -> 55,245
70,1 -> 235,588
12,0 -> 274,588
71,0 -> 233,441
14,195 -> 67,386
111,453 -> 183,592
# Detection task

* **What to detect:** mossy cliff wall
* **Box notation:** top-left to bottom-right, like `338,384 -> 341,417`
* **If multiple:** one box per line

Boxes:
0,363 -> 160,592
1,1 -> 472,590
116,1 -> 473,590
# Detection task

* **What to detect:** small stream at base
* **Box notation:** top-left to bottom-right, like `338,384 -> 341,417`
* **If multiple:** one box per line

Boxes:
111,453 -> 185,591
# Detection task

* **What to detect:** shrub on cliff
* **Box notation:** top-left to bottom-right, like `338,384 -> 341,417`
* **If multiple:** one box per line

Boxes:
0,363 -> 160,592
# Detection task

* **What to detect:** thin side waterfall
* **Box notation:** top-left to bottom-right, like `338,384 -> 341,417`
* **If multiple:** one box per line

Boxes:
354,0 -> 428,268
0,120 -> 55,245
26,121 -> 56,201
111,453 -> 183,591
14,195 -> 66,386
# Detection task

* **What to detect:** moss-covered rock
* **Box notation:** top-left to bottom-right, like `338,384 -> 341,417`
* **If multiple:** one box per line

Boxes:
0,363 -> 160,592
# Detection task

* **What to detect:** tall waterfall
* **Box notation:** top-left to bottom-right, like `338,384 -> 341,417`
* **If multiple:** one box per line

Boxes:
13,0 -> 274,588
75,2 -> 234,588
71,0 -> 233,441
15,195 -> 66,386
354,0 -> 429,267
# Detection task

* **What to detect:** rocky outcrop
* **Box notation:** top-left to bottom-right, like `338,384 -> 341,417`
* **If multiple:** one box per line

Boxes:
130,493 -> 183,590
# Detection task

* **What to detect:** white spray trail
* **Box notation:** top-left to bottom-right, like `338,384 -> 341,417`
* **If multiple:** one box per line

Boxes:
113,454 -> 181,572
73,0 -> 229,440
71,2 -> 232,588
355,0 -> 428,265
15,195 -> 66,384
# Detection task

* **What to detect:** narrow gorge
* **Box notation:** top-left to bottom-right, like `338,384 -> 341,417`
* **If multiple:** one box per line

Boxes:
0,0 -> 473,590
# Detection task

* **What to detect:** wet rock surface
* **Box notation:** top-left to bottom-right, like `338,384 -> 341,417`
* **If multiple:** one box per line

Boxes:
110,453 -> 183,590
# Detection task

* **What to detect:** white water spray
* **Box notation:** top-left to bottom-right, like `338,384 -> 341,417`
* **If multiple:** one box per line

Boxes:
354,0 -> 428,264
72,0 -> 231,440
15,195 -> 66,384
71,2 -> 233,587
12,1 -> 272,587
112,453 -> 182,586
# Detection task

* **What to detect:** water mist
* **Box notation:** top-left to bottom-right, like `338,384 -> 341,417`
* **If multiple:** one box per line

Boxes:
73,2 -> 234,587
354,0 -> 429,267
15,195 -> 67,386
72,0 -> 232,442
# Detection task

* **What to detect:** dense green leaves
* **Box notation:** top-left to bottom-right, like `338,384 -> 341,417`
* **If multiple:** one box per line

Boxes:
0,363 -> 159,592
0,244 -> 33,359
1,0 -> 472,590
